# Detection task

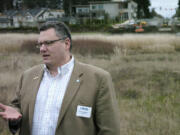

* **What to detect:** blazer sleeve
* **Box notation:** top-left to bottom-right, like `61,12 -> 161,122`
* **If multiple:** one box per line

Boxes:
95,72 -> 120,135
8,74 -> 23,133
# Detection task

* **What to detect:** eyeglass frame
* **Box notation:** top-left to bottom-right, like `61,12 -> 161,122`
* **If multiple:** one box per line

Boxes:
36,37 -> 67,48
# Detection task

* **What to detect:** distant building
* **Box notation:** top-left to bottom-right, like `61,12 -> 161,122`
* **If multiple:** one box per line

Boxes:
3,10 -> 18,27
89,0 -> 137,20
50,9 -> 65,18
2,8 -> 65,28
75,5 -> 90,18
73,0 -> 137,21
0,16 -> 11,28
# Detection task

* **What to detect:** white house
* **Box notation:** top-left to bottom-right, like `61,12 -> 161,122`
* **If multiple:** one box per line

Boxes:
89,0 -> 137,21
73,0 -> 137,21
89,1 -> 119,20
118,0 -> 137,21
50,9 -> 65,18
75,5 -> 90,18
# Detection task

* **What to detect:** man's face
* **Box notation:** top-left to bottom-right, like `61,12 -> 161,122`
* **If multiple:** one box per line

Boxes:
38,28 -> 70,68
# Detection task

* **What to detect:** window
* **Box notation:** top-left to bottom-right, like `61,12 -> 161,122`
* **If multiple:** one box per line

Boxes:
124,3 -> 128,8
124,13 -> 128,19
78,9 -> 82,13
26,16 -> 32,20
98,4 -> 103,9
92,13 -> 96,17
92,5 -> 96,9
119,3 -> 128,9
118,3 -> 123,9
85,9 -> 88,13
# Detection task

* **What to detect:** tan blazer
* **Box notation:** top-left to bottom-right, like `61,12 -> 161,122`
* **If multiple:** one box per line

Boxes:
11,60 -> 120,135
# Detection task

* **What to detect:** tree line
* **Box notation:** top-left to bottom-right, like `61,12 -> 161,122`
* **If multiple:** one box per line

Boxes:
1,0 -> 179,19
175,0 -> 180,17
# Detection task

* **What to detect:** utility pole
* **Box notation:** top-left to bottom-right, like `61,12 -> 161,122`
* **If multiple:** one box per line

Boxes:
69,0 -> 72,16
59,0 -> 63,9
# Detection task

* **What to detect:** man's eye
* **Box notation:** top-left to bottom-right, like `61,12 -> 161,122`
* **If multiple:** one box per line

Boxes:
44,41 -> 51,45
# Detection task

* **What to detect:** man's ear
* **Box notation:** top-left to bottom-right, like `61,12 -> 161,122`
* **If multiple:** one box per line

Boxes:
65,38 -> 71,50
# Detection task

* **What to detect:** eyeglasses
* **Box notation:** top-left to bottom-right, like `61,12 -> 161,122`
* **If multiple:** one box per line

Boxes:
36,37 -> 66,48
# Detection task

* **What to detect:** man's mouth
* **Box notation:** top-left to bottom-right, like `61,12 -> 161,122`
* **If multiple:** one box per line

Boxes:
42,54 -> 50,59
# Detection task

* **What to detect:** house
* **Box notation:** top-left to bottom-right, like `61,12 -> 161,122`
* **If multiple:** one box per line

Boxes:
89,0 -> 137,21
2,8 -> 65,28
50,9 -> 65,18
3,10 -> 19,27
117,0 -> 137,21
73,0 -> 137,22
0,16 -> 11,28
3,9 -> 32,27
20,8 -> 53,27
74,5 -> 90,18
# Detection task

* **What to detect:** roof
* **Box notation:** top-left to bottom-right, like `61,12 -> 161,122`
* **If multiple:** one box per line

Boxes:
89,0 -> 135,4
89,1 -> 127,4
50,9 -> 65,12
3,8 -> 48,18
16,10 -> 28,16
112,0 -> 133,2
112,0 -> 127,1
73,5 -> 89,8
4,10 -> 18,17
28,8 -> 47,17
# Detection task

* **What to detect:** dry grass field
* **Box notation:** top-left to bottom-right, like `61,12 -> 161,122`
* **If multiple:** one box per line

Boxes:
0,33 -> 180,135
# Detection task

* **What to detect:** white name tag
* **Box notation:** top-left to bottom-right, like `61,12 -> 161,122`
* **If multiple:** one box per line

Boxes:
76,105 -> 92,118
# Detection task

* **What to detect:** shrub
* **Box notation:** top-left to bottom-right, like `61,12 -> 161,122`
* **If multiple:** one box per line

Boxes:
69,24 -> 110,32
20,39 -> 39,53
72,39 -> 115,56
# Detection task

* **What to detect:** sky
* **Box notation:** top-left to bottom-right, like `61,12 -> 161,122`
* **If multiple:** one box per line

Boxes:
150,0 -> 179,18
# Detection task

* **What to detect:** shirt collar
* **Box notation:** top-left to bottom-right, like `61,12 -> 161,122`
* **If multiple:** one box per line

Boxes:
44,56 -> 74,77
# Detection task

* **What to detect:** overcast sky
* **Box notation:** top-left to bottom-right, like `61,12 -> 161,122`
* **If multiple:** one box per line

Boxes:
150,0 -> 179,18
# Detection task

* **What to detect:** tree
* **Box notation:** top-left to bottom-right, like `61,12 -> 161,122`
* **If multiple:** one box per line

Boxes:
133,0 -> 151,18
0,0 -> 13,12
23,0 -> 62,9
23,0 -> 48,8
175,0 -> 180,17
150,8 -> 163,18
49,0 -> 61,8
63,0 -> 74,16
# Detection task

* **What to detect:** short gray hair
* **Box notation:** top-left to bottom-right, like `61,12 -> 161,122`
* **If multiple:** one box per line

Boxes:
39,21 -> 72,50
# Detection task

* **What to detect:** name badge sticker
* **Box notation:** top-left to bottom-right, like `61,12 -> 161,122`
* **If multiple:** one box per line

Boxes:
76,105 -> 92,118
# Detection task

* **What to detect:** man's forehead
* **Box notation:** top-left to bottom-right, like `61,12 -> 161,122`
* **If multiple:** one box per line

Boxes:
39,28 -> 58,40
40,28 -> 56,35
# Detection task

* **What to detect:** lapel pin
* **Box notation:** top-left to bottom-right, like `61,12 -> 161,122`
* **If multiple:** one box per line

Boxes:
33,76 -> 39,80
76,79 -> 80,83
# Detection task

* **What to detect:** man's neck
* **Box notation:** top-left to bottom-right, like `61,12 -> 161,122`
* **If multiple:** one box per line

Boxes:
47,55 -> 72,77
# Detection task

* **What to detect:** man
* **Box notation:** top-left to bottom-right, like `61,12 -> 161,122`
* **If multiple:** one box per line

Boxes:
0,21 -> 120,135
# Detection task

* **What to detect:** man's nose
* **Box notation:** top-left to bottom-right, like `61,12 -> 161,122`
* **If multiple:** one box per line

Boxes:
40,45 -> 47,52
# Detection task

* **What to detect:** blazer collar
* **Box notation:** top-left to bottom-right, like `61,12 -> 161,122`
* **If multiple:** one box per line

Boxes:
56,60 -> 84,129
29,65 -> 44,133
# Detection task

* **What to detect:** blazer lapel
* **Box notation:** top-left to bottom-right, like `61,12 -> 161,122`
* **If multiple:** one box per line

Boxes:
29,65 -> 44,131
56,61 -> 84,127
